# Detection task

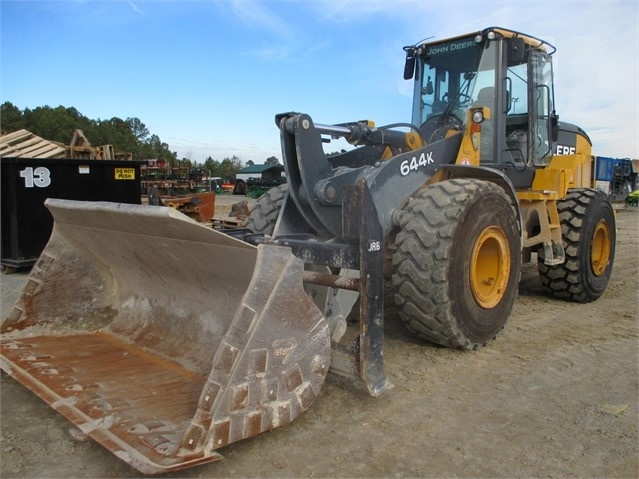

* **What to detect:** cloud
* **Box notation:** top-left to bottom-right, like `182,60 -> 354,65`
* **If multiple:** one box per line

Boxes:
252,42 -> 291,62
304,40 -> 331,57
225,0 -> 291,37
315,0 -> 393,23
126,0 -> 145,15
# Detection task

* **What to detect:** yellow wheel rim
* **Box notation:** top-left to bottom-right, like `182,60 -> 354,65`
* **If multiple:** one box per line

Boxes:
470,226 -> 511,309
591,219 -> 611,276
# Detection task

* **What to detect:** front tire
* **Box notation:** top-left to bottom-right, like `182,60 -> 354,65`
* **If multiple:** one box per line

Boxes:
243,184 -> 288,235
538,188 -> 616,302
392,179 -> 521,349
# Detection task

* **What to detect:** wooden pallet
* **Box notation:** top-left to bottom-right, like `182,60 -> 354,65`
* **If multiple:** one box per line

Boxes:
212,217 -> 244,230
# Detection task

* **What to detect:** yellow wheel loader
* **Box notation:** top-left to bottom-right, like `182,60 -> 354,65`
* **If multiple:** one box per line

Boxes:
1,27 -> 615,474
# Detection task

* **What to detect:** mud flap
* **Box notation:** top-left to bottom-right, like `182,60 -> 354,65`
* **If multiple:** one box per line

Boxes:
0,199 -> 330,474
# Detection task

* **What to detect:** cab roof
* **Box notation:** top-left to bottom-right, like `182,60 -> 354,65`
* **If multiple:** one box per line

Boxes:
418,27 -> 556,55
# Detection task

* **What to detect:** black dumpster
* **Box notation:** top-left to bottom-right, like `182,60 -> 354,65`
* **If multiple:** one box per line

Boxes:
1,157 -> 145,271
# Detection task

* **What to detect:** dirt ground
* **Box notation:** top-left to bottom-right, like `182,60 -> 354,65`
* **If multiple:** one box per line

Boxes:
1,196 -> 637,478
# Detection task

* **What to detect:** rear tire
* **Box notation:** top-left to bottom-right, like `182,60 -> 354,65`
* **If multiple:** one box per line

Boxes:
243,184 -> 288,235
538,188 -> 615,302
392,179 -> 521,349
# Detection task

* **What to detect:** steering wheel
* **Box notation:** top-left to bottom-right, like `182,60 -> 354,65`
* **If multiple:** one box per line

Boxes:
421,114 -> 464,144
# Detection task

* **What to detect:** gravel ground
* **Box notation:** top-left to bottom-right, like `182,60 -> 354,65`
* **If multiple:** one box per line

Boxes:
1,200 -> 637,478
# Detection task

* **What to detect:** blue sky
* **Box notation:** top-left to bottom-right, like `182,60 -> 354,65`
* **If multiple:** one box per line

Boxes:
2,0 -> 638,164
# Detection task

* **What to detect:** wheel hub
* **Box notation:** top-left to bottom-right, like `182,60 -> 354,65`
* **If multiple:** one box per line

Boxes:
591,219 -> 611,276
470,226 -> 511,309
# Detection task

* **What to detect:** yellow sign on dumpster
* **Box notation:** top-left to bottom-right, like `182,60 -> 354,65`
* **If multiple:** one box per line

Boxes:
114,168 -> 135,180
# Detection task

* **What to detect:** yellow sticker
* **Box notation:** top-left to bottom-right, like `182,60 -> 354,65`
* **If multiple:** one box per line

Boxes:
114,168 -> 135,180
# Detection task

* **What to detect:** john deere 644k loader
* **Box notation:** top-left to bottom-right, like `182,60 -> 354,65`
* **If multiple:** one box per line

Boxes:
1,27 -> 615,474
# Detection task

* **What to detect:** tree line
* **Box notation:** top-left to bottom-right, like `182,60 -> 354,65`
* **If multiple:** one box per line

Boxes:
1,101 -> 176,162
1,102 -> 280,178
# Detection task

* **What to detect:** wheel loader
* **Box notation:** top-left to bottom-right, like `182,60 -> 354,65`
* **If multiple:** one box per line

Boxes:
0,27 -> 615,474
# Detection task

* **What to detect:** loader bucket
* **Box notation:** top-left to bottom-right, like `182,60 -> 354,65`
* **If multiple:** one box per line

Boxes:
0,199 -> 330,474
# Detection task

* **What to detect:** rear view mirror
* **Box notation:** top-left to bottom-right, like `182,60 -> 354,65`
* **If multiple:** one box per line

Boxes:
404,57 -> 415,80
403,47 -> 416,80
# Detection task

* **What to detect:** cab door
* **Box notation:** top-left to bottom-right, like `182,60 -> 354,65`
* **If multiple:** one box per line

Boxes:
528,50 -> 555,166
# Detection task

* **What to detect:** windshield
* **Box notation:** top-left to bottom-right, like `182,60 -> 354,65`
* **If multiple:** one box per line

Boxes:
412,35 -> 497,128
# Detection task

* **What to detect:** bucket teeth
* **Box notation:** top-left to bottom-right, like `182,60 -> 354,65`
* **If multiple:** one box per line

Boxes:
178,245 -> 330,456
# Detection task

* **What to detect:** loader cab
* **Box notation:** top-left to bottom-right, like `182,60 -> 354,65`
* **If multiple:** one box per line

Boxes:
405,27 -> 559,186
